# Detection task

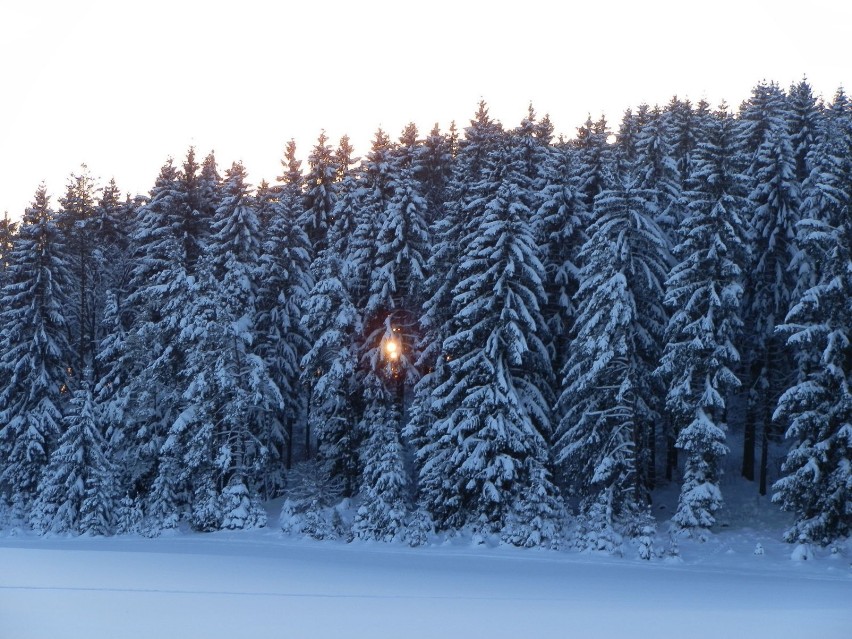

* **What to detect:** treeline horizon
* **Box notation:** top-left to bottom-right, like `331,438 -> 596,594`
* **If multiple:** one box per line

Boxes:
0,77 -> 849,554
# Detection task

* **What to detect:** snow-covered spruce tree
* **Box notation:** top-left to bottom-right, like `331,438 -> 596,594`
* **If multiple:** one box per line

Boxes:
351,375 -> 408,542
554,171 -> 668,553
301,198 -> 361,497
407,102 -> 500,475
0,186 -> 71,519
786,78 -> 824,186
634,105 -> 683,239
180,147 -> 216,272
352,124 -> 431,540
123,159 -> 197,530
772,93 -> 852,545
300,131 -> 340,257
31,378 -> 115,535
572,115 -> 615,212
615,104 -> 652,169
743,107 -> 802,495
419,122 -> 455,226
510,104 -> 552,212
56,167 -> 99,380
256,139 -> 313,481
417,145 -> 561,547
91,182 -> 138,495
173,162 -> 276,531
658,105 -> 750,536
0,211 -> 18,287
347,128 -> 397,309
662,97 -> 700,190
535,141 -> 588,378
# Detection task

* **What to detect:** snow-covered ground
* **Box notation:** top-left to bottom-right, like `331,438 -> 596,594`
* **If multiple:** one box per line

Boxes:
1,519 -> 850,639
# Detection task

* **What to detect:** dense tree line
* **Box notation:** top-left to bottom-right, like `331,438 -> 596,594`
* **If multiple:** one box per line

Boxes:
0,79 -> 849,552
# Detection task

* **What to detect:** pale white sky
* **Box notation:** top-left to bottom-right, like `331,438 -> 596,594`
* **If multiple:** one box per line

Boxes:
1,0 -> 849,219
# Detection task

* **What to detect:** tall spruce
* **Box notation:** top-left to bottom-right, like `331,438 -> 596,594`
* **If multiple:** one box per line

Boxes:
0,186 -> 71,518
31,379 -> 115,535
174,162 -> 277,530
554,170 -> 668,551
57,167 -> 99,380
256,140 -> 313,477
417,140 -> 560,547
658,105 -> 750,535
772,89 -> 852,545
742,89 -> 801,495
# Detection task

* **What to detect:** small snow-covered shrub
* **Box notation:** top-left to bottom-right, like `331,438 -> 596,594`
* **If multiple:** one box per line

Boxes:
404,509 -> 434,547
221,480 -> 267,531
791,543 -> 813,561
114,494 -> 144,535
278,462 -> 344,539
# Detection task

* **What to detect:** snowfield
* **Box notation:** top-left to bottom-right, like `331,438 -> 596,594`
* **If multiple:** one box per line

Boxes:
1,526 -> 850,639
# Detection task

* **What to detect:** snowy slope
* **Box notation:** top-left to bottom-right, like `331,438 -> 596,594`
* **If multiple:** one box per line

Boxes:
1,527 -> 850,639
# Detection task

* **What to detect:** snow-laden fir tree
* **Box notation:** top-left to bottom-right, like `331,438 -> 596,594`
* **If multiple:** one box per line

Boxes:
0,211 -> 18,287
256,139 -> 313,479
572,115 -> 615,212
417,144 -> 561,547
419,122 -> 455,225
772,91 -> 852,545
351,375 -> 408,542
31,378 -> 115,535
300,131 -> 340,257
56,167 -> 99,380
633,106 -> 682,241
347,129 -> 397,308
407,102 -> 500,465
172,162 -> 277,530
0,186 -> 71,519
743,108 -> 801,495
554,171 -> 668,552
658,105 -> 750,536
300,248 -> 362,494
351,124 -> 432,540
535,141 -> 588,380
786,78 -> 824,185
123,159 -> 197,529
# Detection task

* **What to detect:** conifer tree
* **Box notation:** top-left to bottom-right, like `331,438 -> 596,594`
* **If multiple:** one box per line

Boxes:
301,132 -> 339,257
0,211 -> 17,285
420,123 -> 455,225
555,172 -> 668,551
417,144 -> 560,546
773,90 -> 852,545
31,379 -> 115,535
786,78 -> 824,185
0,186 -> 71,516
176,162 -> 280,530
352,124 -> 431,539
408,102 -> 502,462
300,248 -> 361,492
744,114 -> 801,495
535,142 -> 587,391
123,159 -> 196,524
58,167 -> 99,380
256,140 -> 312,478
634,106 -> 682,240
572,115 -> 615,212
659,106 -> 750,535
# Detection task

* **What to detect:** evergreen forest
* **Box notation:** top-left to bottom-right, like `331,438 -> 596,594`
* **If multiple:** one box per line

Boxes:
0,79 -> 849,554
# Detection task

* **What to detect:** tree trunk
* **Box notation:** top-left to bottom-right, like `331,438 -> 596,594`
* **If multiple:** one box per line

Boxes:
759,424 -> 769,496
742,394 -> 756,481
286,419 -> 294,470
665,434 -> 677,482
648,418 -> 657,491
